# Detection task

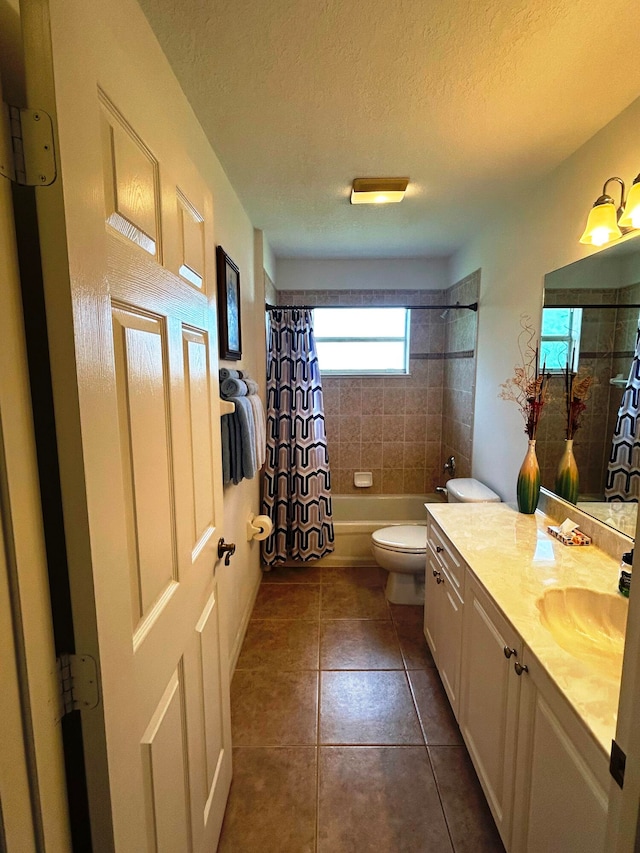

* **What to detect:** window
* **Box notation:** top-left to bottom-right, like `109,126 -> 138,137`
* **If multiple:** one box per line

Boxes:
313,307 -> 410,375
540,307 -> 583,371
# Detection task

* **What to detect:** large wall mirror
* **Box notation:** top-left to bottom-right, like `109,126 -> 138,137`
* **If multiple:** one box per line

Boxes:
539,236 -> 640,538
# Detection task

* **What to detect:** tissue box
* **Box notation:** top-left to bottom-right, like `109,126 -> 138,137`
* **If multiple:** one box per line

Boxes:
547,526 -> 591,546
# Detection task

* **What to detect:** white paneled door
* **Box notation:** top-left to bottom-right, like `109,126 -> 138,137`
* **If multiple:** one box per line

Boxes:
21,0 -> 232,850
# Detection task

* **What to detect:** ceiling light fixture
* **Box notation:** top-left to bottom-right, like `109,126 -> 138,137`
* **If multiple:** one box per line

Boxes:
580,174 -> 640,247
350,177 -> 409,205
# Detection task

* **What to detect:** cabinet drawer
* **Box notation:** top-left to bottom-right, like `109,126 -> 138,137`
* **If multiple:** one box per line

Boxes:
427,518 -> 464,595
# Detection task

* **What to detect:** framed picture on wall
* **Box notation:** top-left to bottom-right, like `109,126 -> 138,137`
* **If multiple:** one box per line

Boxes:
216,245 -> 242,360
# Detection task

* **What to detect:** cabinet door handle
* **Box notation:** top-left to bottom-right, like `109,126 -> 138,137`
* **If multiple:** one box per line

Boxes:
432,567 -> 440,577
436,545 -> 444,553
436,574 -> 444,584
503,646 -> 517,659
514,661 -> 528,676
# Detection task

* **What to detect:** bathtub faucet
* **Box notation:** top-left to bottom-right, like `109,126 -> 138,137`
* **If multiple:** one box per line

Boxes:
435,486 -> 448,496
443,455 -> 456,476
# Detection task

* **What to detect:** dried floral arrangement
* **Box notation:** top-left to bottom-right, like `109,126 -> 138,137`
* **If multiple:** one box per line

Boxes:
499,315 -> 551,440
561,353 -> 594,439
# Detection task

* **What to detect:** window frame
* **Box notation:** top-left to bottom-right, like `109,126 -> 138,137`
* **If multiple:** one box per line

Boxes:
313,306 -> 411,376
540,307 -> 583,372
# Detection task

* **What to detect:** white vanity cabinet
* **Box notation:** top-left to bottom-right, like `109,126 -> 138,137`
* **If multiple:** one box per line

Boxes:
459,573 -> 522,848
424,508 -> 611,853
510,650 -> 609,853
424,518 -> 465,717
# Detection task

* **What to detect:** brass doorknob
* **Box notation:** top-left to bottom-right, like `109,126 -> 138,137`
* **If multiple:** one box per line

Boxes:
217,538 -> 236,566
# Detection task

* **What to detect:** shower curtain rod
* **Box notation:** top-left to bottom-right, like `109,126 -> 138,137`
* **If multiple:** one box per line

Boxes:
265,301 -> 478,312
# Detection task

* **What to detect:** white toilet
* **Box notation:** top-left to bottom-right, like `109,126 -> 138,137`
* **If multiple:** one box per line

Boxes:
371,478 -> 501,605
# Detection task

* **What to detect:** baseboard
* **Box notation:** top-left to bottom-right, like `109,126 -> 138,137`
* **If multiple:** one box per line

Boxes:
228,571 -> 262,676
312,555 -> 377,568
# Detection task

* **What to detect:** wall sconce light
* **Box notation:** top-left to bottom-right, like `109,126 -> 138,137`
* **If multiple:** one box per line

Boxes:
580,174 -> 640,246
619,175 -> 640,229
350,177 -> 409,205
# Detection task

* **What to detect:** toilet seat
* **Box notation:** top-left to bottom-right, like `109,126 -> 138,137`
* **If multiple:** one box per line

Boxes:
371,525 -> 427,554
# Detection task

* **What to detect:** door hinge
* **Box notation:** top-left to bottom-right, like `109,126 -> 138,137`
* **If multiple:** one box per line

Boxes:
610,738 -> 626,789
56,653 -> 100,719
0,103 -> 57,186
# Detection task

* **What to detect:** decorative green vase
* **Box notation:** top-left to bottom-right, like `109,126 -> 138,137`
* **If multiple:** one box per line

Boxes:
517,439 -> 540,514
555,438 -> 579,505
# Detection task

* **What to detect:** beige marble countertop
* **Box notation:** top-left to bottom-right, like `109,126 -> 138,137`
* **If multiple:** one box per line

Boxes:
425,501 -> 627,758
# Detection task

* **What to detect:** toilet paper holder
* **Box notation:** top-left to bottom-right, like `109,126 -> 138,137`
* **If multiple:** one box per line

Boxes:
247,513 -> 273,541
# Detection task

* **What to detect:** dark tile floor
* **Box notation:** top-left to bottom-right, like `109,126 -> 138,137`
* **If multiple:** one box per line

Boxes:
218,565 -> 505,852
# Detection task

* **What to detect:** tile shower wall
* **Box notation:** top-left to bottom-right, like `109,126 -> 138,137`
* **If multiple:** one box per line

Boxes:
276,275 -> 479,495
442,271 -> 480,481
538,284 -> 640,496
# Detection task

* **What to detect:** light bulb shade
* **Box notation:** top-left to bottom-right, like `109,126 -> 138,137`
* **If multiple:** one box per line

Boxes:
350,177 -> 409,205
619,179 -> 640,228
579,200 -> 621,246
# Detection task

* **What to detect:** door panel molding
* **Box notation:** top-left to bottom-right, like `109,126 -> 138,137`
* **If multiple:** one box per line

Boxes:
100,90 -> 161,259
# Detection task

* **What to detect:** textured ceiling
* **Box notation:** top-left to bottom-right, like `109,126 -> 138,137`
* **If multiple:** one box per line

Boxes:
138,0 -> 640,259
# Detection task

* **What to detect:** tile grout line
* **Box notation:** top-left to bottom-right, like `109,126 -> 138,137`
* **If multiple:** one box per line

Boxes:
402,617 -> 459,852
424,743 -> 459,853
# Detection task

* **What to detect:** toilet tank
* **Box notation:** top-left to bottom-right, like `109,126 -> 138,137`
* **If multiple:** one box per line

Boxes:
446,477 -> 501,503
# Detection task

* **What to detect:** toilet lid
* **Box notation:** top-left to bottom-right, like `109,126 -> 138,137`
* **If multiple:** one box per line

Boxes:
372,525 -> 427,554
446,477 -> 501,502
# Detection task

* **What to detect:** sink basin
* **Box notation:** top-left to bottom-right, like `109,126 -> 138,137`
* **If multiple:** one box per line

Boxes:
536,587 -> 628,679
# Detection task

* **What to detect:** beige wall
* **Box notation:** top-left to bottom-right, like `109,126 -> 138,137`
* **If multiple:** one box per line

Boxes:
0,0 -> 23,102
216,228 -> 267,669
253,227 -> 277,307
452,94 -> 640,501
264,272 -> 277,305
276,257 -> 450,291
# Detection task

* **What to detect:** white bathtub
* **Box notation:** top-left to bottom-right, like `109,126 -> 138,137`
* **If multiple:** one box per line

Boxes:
318,494 -> 445,567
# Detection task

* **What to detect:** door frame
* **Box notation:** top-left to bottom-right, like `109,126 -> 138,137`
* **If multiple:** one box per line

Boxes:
0,71 -> 71,852
605,508 -> 640,851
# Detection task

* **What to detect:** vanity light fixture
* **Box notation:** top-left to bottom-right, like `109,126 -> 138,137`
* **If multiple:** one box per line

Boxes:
580,174 -> 640,246
350,177 -> 409,205
580,177 -> 625,246
619,174 -> 640,229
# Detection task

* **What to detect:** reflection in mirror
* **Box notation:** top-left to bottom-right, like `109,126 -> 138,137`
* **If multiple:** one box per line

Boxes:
540,237 -> 640,538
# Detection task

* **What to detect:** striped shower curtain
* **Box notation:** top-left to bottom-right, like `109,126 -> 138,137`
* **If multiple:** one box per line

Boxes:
606,328 -> 640,502
261,308 -> 334,566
